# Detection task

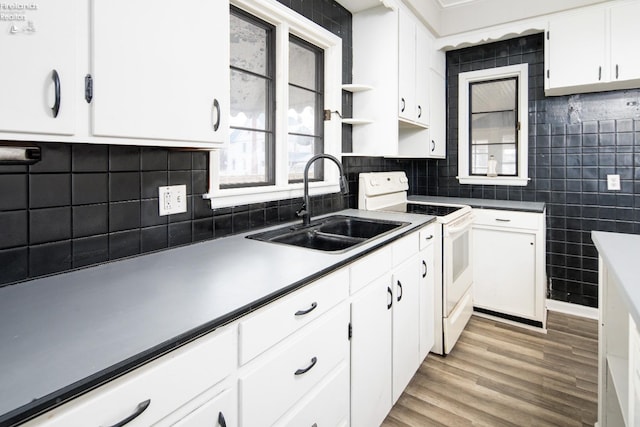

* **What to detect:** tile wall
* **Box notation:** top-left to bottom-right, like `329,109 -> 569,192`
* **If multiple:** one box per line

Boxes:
0,0 -> 352,287
343,33 -> 640,308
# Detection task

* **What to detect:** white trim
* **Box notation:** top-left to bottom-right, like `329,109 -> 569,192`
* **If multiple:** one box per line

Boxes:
546,299 -> 599,320
205,0 -> 343,208
457,63 -> 529,186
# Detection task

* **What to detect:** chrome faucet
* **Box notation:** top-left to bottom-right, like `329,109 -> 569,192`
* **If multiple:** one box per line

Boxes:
296,154 -> 349,226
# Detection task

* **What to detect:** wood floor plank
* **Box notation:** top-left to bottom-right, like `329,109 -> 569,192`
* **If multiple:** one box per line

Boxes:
383,311 -> 598,426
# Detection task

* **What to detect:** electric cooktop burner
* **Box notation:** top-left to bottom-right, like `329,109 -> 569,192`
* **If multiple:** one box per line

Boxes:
407,204 -> 464,217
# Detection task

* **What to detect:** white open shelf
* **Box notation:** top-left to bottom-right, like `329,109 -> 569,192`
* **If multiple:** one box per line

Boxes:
342,118 -> 373,125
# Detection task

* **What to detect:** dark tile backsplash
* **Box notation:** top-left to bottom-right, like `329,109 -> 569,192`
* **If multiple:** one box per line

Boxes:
0,0 -> 352,287
343,33 -> 640,309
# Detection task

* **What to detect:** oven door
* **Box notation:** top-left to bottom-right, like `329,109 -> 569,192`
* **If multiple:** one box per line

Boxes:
442,213 -> 474,316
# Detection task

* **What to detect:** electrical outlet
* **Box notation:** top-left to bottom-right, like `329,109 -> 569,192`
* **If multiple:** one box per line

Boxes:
159,185 -> 187,216
607,174 -> 621,191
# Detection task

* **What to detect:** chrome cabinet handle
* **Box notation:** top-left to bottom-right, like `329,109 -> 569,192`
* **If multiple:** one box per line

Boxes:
495,218 -> 511,222
598,66 -> 602,81
294,356 -> 317,375
387,286 -> 393,310
616,64 -> 619,79
424,234 -> 434,241
218,411 -> 227,427
294,302 -> 317,316
397,280 -> 403,302
417,105 -> 422,118
400,97 -> 405,112
422,260 -> 427,278
105,399 -> 150,427
431,140 -> 435,152
212,98 -> 221,131
51,69 -> 61,118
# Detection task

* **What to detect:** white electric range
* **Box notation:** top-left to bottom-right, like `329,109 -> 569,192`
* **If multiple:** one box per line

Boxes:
358,171 -> 474,355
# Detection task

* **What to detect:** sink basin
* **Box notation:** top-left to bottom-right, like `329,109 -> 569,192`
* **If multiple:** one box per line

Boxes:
246,215 -> 409,252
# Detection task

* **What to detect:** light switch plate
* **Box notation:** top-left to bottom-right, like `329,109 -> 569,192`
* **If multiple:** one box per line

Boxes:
607,174 -> 621,191
159,185 -> 187,216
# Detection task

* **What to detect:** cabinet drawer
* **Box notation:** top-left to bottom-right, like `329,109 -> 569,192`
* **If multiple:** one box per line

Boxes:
27,327 -> 236,427
239,269 -> 349,365
169,388 -> 235,427
350,246 -> 392,294
419,224 -> 437,251
275,363 -> 349,426
473,209 -> 541,230
392,232 -> 420,266
239,304 -> 349,427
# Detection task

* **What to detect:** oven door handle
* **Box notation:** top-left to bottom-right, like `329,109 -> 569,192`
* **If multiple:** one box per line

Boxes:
445,215 -> 474,237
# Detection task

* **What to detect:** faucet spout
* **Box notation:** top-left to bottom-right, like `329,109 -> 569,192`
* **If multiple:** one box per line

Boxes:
297,154 -> 348,226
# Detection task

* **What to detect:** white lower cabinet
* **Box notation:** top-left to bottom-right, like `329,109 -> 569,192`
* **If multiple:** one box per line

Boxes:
418,227 -> 436,360
350,226 -> 431,426
472,208 -> 546,326
168,387 -> 236,427
239,303 -> 350,427
22,327 -> 237,427
350,274 -> 393,427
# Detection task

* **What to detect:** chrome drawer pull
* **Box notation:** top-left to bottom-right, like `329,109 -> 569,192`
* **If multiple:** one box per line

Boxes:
495,218 -> 511,222
218,411 -> 227,427
105,399 -> 150,427
424,234 -> 434,240
387,287 -> 393,310
295,302 -> 318,316
397,280 -> 403,302
294,356 -> 317,376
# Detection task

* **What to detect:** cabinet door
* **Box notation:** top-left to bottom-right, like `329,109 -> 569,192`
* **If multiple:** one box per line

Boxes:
391,258 -> 420,403
171,388 -> 236,427
350,274 -> 392,427
91,0 -> 229,146
398,8 -> 415,122
473,227 -> 536,319
547,9 -> 606,90
0,1 -> 77,135
419,245 -> 435,360
428,68 -> 446,158
414,25 -> 430,127
609,2 -> 640,83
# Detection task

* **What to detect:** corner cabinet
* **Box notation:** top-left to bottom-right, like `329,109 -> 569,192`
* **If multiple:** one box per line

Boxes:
0,0 -> 229,149
472,209 -> 547,327
545,0 -> 640,96
351,1 -> 444,158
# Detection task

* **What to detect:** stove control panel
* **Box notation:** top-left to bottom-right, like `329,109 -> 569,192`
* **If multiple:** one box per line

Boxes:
359,172 -> 408,196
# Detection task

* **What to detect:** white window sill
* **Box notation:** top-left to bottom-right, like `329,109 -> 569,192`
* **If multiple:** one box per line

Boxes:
203,181 -> 342,209
456,176 -> 530,186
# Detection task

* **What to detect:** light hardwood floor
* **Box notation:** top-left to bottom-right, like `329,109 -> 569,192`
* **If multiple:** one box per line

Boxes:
383,311 -> 598,427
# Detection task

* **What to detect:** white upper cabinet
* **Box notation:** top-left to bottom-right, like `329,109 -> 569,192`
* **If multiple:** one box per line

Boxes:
351,1 -> 441,158
609,1 -> 640,83
0,1 -> 77,135
91,0 -> 229,147
0,0 -> 229,148
428,67 -> 446,159
546,0 -> 640,96
546,9 -> 606,93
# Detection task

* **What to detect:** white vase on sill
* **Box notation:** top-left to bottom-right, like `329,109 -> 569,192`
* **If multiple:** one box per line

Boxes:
487,155 -> 498,177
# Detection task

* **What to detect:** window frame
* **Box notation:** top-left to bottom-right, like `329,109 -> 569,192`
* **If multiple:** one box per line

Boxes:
457,64 -> 529,186
205,0 -> 342,208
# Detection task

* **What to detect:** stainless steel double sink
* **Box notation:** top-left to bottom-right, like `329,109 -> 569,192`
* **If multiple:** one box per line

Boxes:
247,215 -> 409,252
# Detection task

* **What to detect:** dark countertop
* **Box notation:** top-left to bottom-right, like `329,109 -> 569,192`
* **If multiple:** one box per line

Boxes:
0,209 -> 434,426
408,196 -> 545,213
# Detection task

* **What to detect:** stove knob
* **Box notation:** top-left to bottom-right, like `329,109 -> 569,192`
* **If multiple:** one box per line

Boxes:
399,176 -> 408,183
370,178 -> 379,186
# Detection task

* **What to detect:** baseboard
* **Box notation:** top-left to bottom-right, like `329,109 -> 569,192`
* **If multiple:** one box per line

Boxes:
546,299 -> 599,320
